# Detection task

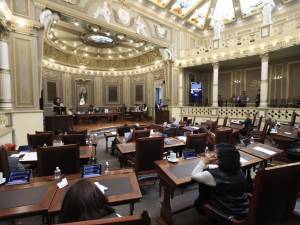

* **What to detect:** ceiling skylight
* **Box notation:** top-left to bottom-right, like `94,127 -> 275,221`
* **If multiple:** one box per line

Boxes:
170,0 -> 204,18
212,0 -> 235,23
188,1 -> 211,28
239,0 -> 264,17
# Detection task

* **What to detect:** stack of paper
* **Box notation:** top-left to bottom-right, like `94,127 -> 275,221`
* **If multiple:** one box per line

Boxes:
177,136 -> 187,143
94,182 -> 108,194
240,158 -> 248,163
253,146 -> 276,155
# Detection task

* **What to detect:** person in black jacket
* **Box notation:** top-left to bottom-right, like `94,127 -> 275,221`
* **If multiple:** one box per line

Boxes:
192,143 -> 249,220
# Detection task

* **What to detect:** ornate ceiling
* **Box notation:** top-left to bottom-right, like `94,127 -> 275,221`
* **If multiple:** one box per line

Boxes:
46,14 -> 158,61
143,0 -> 295,30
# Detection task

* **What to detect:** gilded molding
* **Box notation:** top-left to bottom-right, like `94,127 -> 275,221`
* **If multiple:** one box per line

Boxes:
43,42 -> 162,70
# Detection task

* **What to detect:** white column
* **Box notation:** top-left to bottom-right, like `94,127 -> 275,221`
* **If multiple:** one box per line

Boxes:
0,39 -> 13,109
260,54 -> 269,107
178,68 -> 184,106
212,62 -> 219,107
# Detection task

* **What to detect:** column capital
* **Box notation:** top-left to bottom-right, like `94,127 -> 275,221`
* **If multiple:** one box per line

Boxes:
260,53 -> 269,62
212,62 -> 219,69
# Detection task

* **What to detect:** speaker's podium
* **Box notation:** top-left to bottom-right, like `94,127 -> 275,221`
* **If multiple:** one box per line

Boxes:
155,105 -> 169,124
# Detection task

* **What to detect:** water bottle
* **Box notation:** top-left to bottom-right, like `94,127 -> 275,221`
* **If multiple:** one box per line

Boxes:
54,167 -> 61,180
104,161 -> 109,173
250,136 -> 254,144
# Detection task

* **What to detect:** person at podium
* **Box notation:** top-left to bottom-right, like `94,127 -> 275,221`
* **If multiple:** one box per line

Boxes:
53,97 -> 65,115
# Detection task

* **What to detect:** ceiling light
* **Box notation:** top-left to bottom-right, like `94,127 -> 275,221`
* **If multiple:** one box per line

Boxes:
74,22 -> 79,26
49,34 -> 53,39
84,53 -> 88,57
116,34 -> 125,40
49,58 -> 55,62
50,27 -> 54,32
192,26 -> 196,30
162,11 -> 167,16
129,39 -> 134,43
181,21 -> 185,25
53,20 -> 57,24
108,55 -> 112,59
110,68 -> 115,71
136,66 -> 141,69
151,6 -> 155,10
79,66 -> 86,69
108,49 -> 112,53
119,55 -> 122,58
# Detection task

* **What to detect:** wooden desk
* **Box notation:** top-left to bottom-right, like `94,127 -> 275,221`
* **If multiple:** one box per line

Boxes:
14,146 -> 93,164
130,111 -> 144,121
45,115 -> 73,133
270,125 -> 299,149
75,112 -> 121,124
48,169 -> 142,218
239,143 -> 283,166
155,153 -> 262,225
116,137 -> 185,167
0,179 -> 57,220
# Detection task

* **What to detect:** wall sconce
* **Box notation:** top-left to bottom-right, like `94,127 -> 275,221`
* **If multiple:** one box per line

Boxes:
233,80 -> 241,84
273,75 -> 283,80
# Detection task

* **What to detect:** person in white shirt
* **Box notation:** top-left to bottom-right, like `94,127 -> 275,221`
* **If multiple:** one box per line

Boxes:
171,117 -> 179,128
191,143 -> 249,220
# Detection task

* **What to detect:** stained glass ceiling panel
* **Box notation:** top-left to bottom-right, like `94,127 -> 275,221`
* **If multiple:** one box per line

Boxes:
239,0 -> 264,17
148,0 -> 172,8
213,0 -> 235,23
170,0 -> 205,18
188,1 -> 211,28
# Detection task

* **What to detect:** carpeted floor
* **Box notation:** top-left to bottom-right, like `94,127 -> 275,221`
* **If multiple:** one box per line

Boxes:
1,124 -> 299,225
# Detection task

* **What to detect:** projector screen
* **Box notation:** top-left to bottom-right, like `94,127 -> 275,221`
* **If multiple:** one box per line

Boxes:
190,82 -> 202,104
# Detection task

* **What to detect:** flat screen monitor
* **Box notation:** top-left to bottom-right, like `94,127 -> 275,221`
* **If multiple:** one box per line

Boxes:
190,82 -> 202,104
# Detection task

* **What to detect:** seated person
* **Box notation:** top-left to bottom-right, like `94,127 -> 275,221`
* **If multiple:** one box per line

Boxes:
142,104 -> 148,112
240,113 -> 252,137
192,144 -> 249,220
197,127 -> 216,151
171,117 -> 179,128
59,179 -> 117,223
1,145 -> 25,172
88,105 -> 95,113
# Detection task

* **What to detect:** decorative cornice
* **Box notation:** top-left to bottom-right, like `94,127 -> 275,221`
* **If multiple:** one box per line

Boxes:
42,59 -> 165,77
43,42 -> 162,70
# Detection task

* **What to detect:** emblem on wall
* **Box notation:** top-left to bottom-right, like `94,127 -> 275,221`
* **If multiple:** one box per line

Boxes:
154,24 -> 167,39
135,16 -> 148,36
116,8 -> 132,26
60,0 -> 79,4
93,1 -> 111,23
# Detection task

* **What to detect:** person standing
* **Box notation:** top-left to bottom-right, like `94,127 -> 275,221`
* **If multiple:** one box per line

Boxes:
255,89 -> 260,107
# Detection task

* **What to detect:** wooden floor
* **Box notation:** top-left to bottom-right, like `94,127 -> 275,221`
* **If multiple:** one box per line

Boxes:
73,118 -> 154,132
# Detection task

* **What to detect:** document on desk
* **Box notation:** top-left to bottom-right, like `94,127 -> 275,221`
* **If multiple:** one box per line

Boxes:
94,182 -> 108,194
19,152 -> 37,161
111,131 -> 117,135
191,126 -> 199,130
253,146 -> 276,155
240,158 -> 248,163
177,136 -> 187,143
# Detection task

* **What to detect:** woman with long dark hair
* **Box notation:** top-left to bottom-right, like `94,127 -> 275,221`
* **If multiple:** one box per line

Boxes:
59,179 -> 116,223
192,143 -> 249,220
